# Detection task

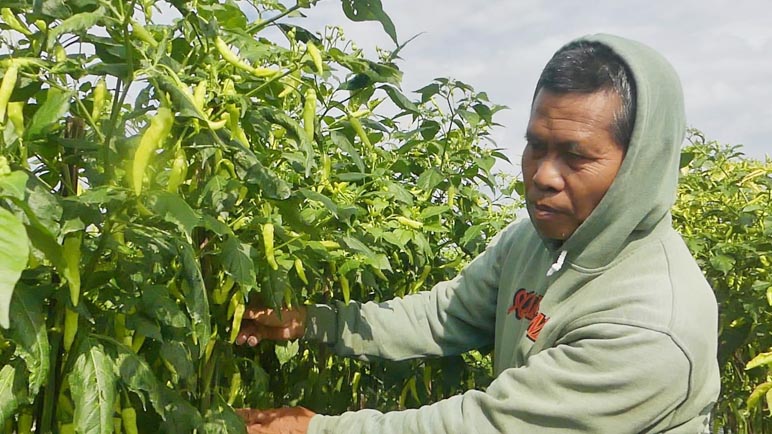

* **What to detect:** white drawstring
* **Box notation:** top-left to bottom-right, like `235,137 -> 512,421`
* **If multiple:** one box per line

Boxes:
546,250 -> 567,277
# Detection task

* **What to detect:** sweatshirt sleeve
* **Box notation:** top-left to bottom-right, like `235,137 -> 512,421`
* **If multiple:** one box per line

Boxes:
303,222 -> 520,361
306,323 -> 693,434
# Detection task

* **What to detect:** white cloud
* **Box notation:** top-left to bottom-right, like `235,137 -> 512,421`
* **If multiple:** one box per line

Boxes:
284,0 -> 771,161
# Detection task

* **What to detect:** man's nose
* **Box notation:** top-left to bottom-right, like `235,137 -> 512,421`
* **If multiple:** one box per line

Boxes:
531,157 -> 564,192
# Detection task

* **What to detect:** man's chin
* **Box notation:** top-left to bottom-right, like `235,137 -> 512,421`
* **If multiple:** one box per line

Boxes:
530,218 -> 572,241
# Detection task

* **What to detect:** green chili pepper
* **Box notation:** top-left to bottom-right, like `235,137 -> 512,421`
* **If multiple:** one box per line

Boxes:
351,371 -> 361,404
130,20 -> 157,47
60,424 -> 75,434
166,147 -> 187,193
303,88 -> 316,140
193,81 -> 207,111
17,410 -> 32,434
447,184 -> 456,208
63,232 -> 82,306
372,267 -> 387,282
294,258 -> 309,285
54,44 -> 67,63
131,107 -> 174,195
92,78 -> 107,121
215,36 -> 278,78
225,104 -> 250,146
121,407 -> 138,434
307,41 -> 324,75
7,101 -> 23,135
63,308 -> 78,352
321,154 -> 331,185
396,216 -> 423,230
1,8 -> 32,36
339,274 -> 351,304
229,296 -> 245,343
320,240 -> 340,250
227,370 -> 242,405
0,64 -> 19,123
348,115 -> 371,148
412,264 -> 432,293
204,327 -> 217,363
263,222 -> 279,271
212,274 -> 235,305
131,332 -> 145,353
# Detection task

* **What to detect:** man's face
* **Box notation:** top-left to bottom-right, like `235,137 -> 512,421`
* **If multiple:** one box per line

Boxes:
522,89 -> 626,241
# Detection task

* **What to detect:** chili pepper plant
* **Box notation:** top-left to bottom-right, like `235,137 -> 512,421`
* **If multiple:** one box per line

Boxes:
0,1 -> 518,432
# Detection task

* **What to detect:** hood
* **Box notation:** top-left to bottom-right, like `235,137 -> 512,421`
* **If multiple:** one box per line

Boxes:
549,34 -> 686,271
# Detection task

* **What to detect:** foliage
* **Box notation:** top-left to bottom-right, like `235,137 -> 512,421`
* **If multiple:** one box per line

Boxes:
673,131 -> 772,433
0,0 -> 516,432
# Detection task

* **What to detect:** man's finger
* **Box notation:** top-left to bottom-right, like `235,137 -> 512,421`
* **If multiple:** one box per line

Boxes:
246,424 -> 271,434
235,321 -> 259,346
236,322 -> 296,346
236,408 -> 278,425
244,307 -> 303,326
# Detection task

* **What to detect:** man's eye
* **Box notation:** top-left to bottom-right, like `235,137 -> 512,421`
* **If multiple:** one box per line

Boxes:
528,141 -> 546,152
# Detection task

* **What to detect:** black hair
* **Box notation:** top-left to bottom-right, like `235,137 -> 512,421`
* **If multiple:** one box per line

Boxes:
534,41 -> 636,148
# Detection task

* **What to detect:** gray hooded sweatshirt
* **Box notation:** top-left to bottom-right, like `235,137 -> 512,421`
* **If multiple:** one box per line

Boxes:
304,34 -> 720,434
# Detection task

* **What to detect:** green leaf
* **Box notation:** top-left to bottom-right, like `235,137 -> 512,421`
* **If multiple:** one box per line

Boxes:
414,83 -> 440,103
419,120 -> 440,140
222,236 -> 257,286
679,151 -> 695,169
8,286 -> 49,397
417,167 -> 443,192
0,171 -> 28,201
300,188 -> 356,221
25,87 -> 72,139
0,207 -> 29,329
460,224 -> 484,247
115,347 -> 166,418
342,235 -> 375,257
202,396 -> 246,434
147,191 -> 202,238
155,75 -> 206,120
160,341 -> 195,380
179,242 -> 211,355
274,340 -> 299,367
341,0 -> 397,44
244,161 -> 291,200
158,387 -> 203,432
330,131 -> 365,173
420,205 -> 450,219
47,7 -> 105,46
748,381 -> 772,410
70,339 -> 117,434
0,362 -> 26,425
142,285 -> 189,329
746,351 -> 772,370
710,254 -> 735,274
257,108 -> 315,176
382,85 -> 419,114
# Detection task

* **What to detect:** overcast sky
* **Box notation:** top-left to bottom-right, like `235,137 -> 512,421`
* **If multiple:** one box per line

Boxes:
279,0 -> 771,171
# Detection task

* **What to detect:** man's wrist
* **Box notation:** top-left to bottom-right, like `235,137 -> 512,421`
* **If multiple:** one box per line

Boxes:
304,304 -> 338,344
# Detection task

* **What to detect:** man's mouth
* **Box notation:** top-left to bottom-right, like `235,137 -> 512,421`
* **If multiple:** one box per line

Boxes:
529,202 -> 566,219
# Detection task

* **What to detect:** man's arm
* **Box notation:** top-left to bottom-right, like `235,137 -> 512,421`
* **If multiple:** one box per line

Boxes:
302,222 -> 521,360
307,322 -> 695,434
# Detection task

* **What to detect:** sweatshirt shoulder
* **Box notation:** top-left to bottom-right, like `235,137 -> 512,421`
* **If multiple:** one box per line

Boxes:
565,227 -> 716,343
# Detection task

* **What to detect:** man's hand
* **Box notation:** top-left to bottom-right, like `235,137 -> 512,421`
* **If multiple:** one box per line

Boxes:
237,407 -> 315,434
235,307 -> 307,346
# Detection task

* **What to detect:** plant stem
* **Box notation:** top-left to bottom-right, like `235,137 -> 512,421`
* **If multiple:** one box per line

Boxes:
39,302 -> 64,434
246,4 -> 302,34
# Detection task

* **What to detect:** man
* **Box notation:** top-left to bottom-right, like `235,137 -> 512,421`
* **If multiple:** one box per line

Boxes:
236,34 -> 720,433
